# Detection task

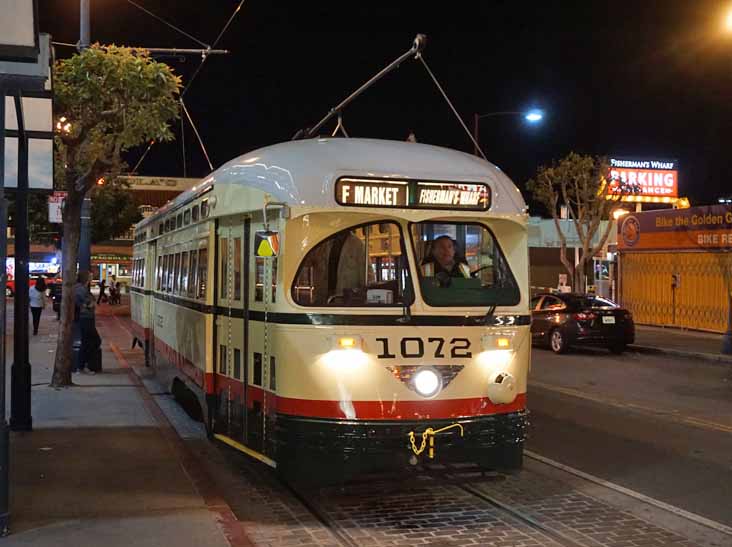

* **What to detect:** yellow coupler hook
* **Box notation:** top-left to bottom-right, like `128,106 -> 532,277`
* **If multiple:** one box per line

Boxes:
407,423 -> 464,460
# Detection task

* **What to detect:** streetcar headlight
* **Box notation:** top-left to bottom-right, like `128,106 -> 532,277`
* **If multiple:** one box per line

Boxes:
413,367 -> 442,398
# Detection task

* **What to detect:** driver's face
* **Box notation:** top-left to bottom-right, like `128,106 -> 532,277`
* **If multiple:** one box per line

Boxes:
432,238 -> 455,267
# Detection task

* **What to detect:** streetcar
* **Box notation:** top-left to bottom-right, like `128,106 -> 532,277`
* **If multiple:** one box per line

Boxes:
131,137 -> 530,480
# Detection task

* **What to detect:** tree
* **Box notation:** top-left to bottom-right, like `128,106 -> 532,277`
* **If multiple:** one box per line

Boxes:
51,45 -> 180,387
527,152 -> 632,293
90,179 -> 142,243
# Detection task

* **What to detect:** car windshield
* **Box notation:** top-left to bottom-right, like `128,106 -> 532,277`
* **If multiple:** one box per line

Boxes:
409,221 -> 520,307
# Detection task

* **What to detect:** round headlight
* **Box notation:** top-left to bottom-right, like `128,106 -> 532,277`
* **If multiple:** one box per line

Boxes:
413,368 -> 441,397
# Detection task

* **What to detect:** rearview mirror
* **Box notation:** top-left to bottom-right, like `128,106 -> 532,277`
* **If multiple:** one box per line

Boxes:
254,231 -> 280,257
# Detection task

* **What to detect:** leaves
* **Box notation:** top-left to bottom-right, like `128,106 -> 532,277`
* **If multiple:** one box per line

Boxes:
90,179 -> 143,243
54,44 -> 181,194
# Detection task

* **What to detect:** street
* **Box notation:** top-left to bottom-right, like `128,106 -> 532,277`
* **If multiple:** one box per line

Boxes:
528,346 -> 732,527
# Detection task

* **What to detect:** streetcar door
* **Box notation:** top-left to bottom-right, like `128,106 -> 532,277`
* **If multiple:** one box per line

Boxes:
215,218 -> 246,442
248,225 -> 279,456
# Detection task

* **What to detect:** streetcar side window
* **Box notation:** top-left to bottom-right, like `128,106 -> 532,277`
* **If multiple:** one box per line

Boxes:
197,247 -> 208,299
220,238 -> 228,299
180,251 -> 189,296
140,258 -> 145,288
157,256 -> 162,290
173,253 -> 181,294
184,209 -> 191,225
234,349 -> 241,380
191,205 -> 199,222
188,250 -> 198,297
291,221 -> 412,307
234,237 -> 241,301
219,345 -> 227,375
161,255 -> 169,291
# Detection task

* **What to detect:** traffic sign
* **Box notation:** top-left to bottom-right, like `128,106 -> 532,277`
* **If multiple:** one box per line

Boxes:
48,191 -> 66,223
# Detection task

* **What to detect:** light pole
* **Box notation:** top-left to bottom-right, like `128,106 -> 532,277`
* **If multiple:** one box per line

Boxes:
472,109 -> 544,157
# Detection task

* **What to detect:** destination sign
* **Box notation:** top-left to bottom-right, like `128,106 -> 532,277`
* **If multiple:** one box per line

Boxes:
335,177 -> 491,211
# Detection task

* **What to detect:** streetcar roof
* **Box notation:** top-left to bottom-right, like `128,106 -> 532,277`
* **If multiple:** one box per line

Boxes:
137,138 -> 527,229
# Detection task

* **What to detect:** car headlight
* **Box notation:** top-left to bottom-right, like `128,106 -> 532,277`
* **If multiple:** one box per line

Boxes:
413,367 -> 442,398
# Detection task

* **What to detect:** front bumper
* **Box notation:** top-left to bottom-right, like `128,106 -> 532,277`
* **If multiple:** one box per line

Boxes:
274,410 -> 528,472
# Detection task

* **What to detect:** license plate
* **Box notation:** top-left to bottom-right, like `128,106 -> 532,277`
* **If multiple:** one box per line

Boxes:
602,316 -> 616,324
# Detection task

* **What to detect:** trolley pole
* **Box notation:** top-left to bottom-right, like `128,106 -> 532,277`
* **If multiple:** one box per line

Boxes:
0,85 -> 11,535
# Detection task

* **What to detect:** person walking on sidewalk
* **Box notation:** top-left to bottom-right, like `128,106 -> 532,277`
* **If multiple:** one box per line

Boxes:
29,277 -> 47,336
74,271 -> 102,374
97,277 -> 107,305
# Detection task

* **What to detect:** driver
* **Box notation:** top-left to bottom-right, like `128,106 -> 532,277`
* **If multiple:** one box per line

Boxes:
420,235 -> 471,279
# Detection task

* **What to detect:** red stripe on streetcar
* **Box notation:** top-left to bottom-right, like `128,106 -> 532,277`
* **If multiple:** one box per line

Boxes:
154,336 -> 205,388
275,392 -> 527,420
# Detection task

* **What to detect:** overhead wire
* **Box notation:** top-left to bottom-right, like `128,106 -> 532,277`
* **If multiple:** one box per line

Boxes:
125,0 -> 210,49
127,0 -> 247,174
417,55 -> 487,161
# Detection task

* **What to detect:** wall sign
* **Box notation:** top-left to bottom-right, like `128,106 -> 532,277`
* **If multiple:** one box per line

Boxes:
608,157 -> 678,198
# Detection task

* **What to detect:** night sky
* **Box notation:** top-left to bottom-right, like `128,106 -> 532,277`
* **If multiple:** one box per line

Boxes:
39,1 -> 732,209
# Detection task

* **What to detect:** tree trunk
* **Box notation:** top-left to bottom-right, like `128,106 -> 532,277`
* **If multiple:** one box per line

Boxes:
50,192 -> 84,387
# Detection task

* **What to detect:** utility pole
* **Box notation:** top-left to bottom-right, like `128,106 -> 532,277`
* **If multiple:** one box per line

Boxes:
78,0 -> 92,275
9,93 -> 32,432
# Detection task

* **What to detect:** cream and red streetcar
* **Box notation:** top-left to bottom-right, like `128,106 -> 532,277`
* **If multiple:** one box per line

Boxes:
131,137 -> 530,480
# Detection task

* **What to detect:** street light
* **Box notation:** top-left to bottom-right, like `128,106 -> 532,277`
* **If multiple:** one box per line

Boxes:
472,109 -> 544,157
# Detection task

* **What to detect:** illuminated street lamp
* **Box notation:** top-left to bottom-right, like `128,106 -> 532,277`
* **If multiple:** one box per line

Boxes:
472,109 -> 544,157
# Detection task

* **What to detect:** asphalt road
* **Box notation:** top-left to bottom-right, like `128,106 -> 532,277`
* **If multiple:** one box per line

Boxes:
527,345 -> 732,527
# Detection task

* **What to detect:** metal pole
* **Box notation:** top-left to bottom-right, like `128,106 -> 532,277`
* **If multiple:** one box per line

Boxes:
78,0 -> 92,274
10,93 -> 32,432
0,86 -> 11,535
80,0 -> 90,50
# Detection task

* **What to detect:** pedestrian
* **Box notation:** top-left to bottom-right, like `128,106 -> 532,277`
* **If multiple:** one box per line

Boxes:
74,271 -> 102,374
97,277 -> 107,304
29,277 -> 47,336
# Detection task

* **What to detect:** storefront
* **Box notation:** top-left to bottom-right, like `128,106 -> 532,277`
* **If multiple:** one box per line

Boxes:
618,204 -> 732,332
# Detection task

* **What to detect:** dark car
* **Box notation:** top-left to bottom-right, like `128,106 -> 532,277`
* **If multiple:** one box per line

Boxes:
530,293 -> 635,354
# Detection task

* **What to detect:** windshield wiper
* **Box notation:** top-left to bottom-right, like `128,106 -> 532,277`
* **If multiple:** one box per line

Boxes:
484,304 -> 497,325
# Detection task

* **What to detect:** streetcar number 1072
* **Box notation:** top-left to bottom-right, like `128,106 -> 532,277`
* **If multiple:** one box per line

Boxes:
375,337 -> 472,359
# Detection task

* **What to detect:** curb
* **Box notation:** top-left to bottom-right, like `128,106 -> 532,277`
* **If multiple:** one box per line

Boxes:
629,344 -> 732,365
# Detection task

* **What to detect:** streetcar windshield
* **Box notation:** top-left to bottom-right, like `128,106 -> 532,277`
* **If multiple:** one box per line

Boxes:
292,221 -> 413,307
410,222 -> 520,307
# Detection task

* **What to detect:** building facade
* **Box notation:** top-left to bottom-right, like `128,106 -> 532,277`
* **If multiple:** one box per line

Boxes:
617,204 -> 732,332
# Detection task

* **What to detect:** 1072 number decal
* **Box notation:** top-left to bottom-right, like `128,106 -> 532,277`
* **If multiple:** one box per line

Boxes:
375,337 -> 472,359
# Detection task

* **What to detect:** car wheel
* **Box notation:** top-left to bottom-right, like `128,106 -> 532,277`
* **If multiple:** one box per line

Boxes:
609,342 -> 626,354
549,328 -> 568,354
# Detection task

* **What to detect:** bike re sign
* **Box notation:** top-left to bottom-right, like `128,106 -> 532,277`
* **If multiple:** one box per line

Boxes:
608,157 -> 678,198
